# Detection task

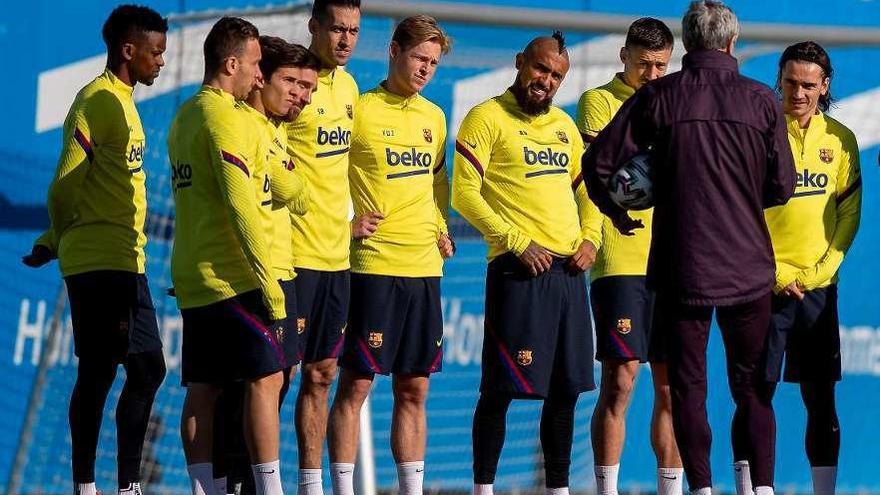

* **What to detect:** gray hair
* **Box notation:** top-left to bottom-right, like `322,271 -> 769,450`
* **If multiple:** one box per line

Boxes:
682,1 -> 739,52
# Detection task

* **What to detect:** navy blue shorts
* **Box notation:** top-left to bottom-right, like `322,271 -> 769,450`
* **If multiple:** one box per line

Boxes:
279,278 -> 300,367
339,273 -> 443,376
766,285 -> 840,383
181,289 -> 294,385
65,270 -> 162,361
293,268 -> 350,363
481,253 -> 595,399
591,275 -> 662,363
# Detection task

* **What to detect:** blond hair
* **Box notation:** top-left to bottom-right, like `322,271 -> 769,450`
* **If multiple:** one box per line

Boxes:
392,15 -> 451,54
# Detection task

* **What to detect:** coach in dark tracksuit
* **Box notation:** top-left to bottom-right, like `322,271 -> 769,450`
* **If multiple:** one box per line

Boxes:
582,2 -> 796,494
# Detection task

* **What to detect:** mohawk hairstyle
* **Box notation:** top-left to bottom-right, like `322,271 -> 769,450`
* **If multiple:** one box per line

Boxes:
552,30 -> 566,53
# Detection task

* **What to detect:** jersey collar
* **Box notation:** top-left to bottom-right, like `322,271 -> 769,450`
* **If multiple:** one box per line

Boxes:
499,89 -> 553,122
377,81 -> 420,108
104,68 -> 135,97
200,85 -> 237,105
611,73 -> 636,99
786,110 -> 827,143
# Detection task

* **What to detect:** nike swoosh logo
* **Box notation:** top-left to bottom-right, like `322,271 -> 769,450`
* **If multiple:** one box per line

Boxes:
661,475 -> 678,480
416,469 -> 425,473
436,339 -> 443,346
338,470 -> 353,475
734,467 -> 742,472
465,140 -> 477,149
256,469 -> 276,474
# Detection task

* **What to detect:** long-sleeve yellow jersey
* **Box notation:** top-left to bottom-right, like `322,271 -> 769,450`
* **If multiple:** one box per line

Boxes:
286,67 -> 359,271
452,90 -> 589,261
575,74 -> 653,280
348,84 -> 449,277
167,87 -> 285,320
34,69 -> 149,276
242,105 -> 310,282
765,113 -> 862,292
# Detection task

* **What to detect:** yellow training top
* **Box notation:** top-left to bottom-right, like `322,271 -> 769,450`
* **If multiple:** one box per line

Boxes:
576,74 -> 654,280
35,69 -> 149,276
243,105 -> 310,282
167,86 -> 285,320
452,90 -> 588,261
348,84 -> 449,277
765,112 -> 861,292
286,67 -> 359,271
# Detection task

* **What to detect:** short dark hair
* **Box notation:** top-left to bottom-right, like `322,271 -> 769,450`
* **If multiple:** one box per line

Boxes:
203,17 -> 260,77
778,41 -> 835,112
102,4 -> 168,49
312,0 -> 361,24
625,17 -> 673,51
259,36 -> 322,79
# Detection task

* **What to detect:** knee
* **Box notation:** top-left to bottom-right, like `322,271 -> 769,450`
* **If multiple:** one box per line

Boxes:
127,350 -> 167,392
334,372 -> 373,409
601,363 -> 638,410
393,376 -> 429,407
304,361 -> 337,392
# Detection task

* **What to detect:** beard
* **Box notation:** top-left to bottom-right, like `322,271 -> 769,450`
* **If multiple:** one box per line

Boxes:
509,81 -> 552,115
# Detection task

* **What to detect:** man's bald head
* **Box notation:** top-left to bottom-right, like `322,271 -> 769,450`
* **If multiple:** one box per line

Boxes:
511,31 -> 570,115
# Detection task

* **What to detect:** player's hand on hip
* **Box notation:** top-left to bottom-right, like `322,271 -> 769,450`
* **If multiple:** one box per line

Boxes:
22,244 -> 54,268
518,241 -> 553,277
568,239 -> 597,272
611,212 -> 644,236
262,280 -> 287,322
781,281 -> 805,301
352,211 -> 383,239
438,233 -> 456,258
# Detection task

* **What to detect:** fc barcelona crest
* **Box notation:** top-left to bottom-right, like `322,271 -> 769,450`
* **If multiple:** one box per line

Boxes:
369,331 -> 384,348
819,148 -> 834,164
276,326 -> 286,344
517,349 -> 533,366
297,318 -> 306,335
423,128 -> 433,143
346,104 -> 353,119
616,318 -> 632,335
556,130 -> 569,144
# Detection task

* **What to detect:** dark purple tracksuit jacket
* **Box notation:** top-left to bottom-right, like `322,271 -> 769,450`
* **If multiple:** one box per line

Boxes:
582,49 -> 796,306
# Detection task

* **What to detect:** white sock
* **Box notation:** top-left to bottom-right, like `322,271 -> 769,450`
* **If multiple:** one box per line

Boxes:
595,464 -> 620,495
812,466 -> 837,495
187,463 -> 215,495
690,488 -> 712,495
299,468 -> 324,495
658,467 -> 684,495
546,487 -> 569,495
213,477 -> 228,495
119,482 -> 143,495
253,460 -> 284,495
76,483 -> 98,495
330,462 -> 355,495
754,486 -> 774,495
734,460 -> 752,495
473,484 -> 494,495
397,461 -> 425,495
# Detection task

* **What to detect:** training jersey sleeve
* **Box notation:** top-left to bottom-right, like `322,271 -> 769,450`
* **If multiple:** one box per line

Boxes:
36,92 -> 114,253
452,105 -> 531,256
795,134 -> 862,290
433,119 -> 450,235
209,120 -> 285,320
270,125 -> 310,215
576,88 -> 613,141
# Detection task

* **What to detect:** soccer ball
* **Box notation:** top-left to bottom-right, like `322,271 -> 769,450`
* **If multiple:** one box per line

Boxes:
608,153 -> 653,210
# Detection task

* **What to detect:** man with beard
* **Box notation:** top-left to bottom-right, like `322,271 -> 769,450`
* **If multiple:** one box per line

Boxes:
23,5 -> 168,495
452,32 -> 595,495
